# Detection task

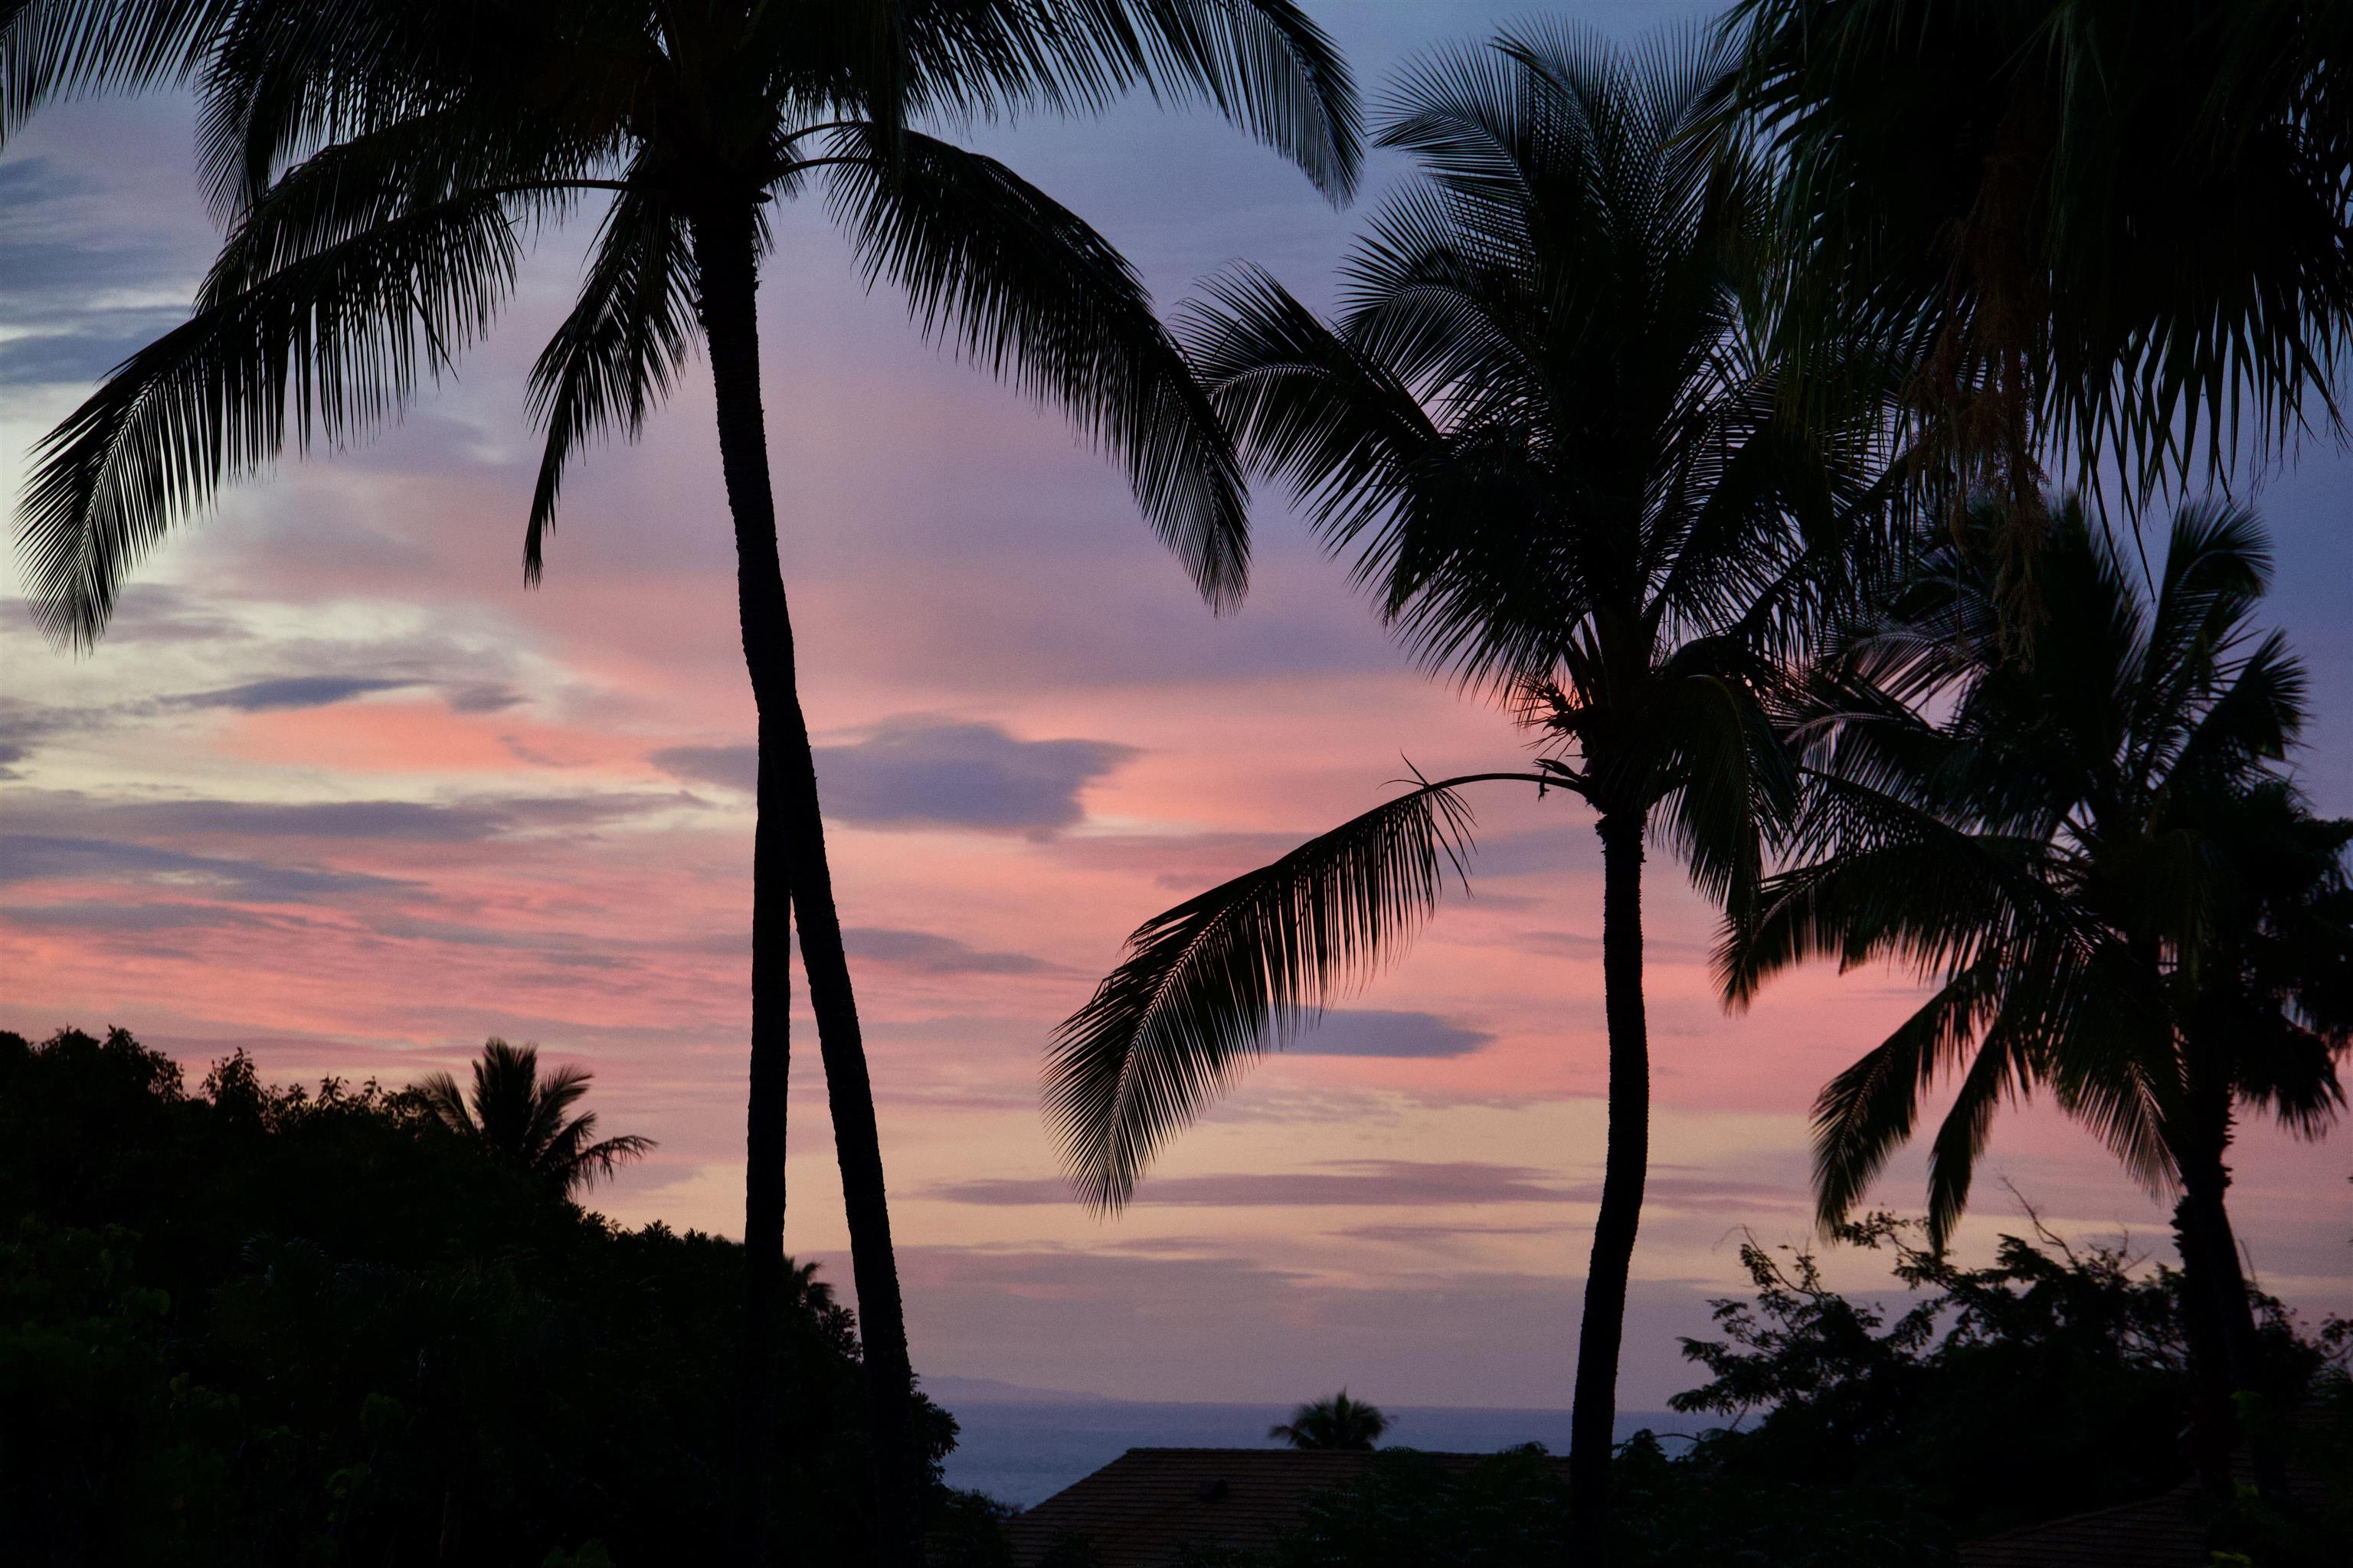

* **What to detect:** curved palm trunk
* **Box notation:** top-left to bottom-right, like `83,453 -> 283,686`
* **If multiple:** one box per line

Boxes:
692,206 -> 921,1568
1569,809 -> 1651,1563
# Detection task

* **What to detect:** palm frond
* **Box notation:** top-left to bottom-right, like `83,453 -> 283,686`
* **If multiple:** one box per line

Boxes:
414,1069 -> 476,1137
1045,0 -> 1360,200
1176,264 -> 1444,574
0,0 -> 230,143
826,123 -> 1248,606
1652,660 -> 1794,912
522,184 -> 695,581
18,187 -> 519,646
1047,778 -> 1478,1211
1811,957 -> 2005,1231
1920,1019 -> 2037,1249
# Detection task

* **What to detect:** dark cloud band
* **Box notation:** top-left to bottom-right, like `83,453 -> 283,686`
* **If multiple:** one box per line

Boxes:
655,717 -> 1136,836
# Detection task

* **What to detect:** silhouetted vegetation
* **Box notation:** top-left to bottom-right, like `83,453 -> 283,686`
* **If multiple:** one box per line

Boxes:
0,1026 -> 990,1567
1239,1218 -> 2351,1567
6,3 -> 2353,1564
1046,31 -> 1906,1555
1268,1392 -> 1389,1452
1725,498 -> 2353,1493
5,3 -> 1358,1559
417,1039 -> 654,1196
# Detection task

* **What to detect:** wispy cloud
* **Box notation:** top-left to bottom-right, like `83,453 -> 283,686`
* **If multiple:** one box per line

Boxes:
0,833 -> 414,901
843,925 -> 1060,976
654,717 -> 1137,836
931,1159 -> 1570,1209
816,719 -> 1135,834
1282,1009 -> 1493,1059
178,676 -> 417,712
4,789 -> 686,846
648,744 -> 758,792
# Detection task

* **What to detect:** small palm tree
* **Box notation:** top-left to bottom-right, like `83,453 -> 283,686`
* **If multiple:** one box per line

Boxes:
1722,498 -> 2352,1489
417,1038 -> 654,1196
1268,1390 -> 1388,1452
5,5 -> 1356,1558
1045,26 -> 1895,1559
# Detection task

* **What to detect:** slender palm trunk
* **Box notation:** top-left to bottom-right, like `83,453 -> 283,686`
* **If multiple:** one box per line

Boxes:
2171,1177 -> 2237,1494
692,205 -> 920,1568
795,807 -> 924,1566
1570,809 -> 1651,1563
2170,1096 -> 2273,1494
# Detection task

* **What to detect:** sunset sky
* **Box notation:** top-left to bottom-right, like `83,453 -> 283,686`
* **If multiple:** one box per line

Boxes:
5,0 -> 2348,1411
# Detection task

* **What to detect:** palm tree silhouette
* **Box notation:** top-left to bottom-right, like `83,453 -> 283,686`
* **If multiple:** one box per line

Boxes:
5,4 -> 1356,1558
417,1038 -> 654,1196
1268,1390 -> 1388,1451
1722,498 -> 2352,1490
1043,25 -> 1894,1557
1724,0 -> 2353,544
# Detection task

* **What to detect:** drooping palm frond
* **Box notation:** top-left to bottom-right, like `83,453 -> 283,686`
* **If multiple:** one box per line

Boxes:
523,183 -> 696,581
18,188 -> 522,646
826,123 -> 1250,604
1724,0 -> 2353,507
964,0 -> 1362,201
1810,953 -> 2006,1232
1176,263 -> 1443,574
1046,777 -> 1487,1211
414,1066 -> 477,1137
0,0 -> 231,143
1740,493 -> 2338,1240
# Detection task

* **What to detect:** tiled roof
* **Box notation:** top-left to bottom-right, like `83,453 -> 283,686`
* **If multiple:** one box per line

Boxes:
1956,1489 -> 2209,1568
1003,1447 -> 1559,1568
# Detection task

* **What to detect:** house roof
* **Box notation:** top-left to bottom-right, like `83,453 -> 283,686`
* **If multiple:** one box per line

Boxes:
1955,1488 -> 2210,1568
1003,1447 -> 1557,1568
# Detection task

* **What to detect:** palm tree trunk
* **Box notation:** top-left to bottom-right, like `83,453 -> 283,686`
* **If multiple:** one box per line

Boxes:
691,205 -> 920,1568
1570,809 -> 1651,1564
2171,1099 -> 2275,1494
2171,1176 -> 2237,1494
794,810 -> 925,1566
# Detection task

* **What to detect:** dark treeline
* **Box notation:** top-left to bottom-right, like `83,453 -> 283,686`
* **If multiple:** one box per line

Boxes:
1205,1222 -> 2352,1568
8,1026 -> 2347,1567
0,1027 -> 1003,1567
5,2 -> 2353,1564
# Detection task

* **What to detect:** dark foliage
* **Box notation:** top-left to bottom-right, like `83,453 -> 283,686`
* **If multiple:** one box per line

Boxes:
0,1025 -> 988,1567
1671,1214 -> 2349,1551
1257,1440 -> 1942,1568
1186,1213 -> 2350,1567
1268,1390 -> 1389,1451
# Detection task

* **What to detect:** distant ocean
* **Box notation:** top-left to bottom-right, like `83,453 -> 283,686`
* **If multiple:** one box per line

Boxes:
930,1381 -> 1703,1508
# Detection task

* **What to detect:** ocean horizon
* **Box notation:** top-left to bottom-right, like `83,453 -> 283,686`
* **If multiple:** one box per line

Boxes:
931,1382 -> 1706,1508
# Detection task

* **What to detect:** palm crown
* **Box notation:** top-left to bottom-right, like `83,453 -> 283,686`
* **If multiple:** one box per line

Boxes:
1723,498 -> 2345,1241
1720,495 -> 2350,1491
1049,21 -> 1893,1215
13,0 -> 1360,641
5,5 -> 1360,1561
1724,0 -> 2353,516
1268,1390 -> 1389,1452
417,1038 -> 655,1196
1046,25 -> 1898,1554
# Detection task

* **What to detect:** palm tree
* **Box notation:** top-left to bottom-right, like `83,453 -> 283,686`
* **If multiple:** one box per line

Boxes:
1044,26 -> 1896,1557
1268,1390 -> 1388,1451
3,3 -> 1358,1559
417,1037 -> 655,1196
1720,497 -> 2353,1490
1721,0 -> 2353,567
